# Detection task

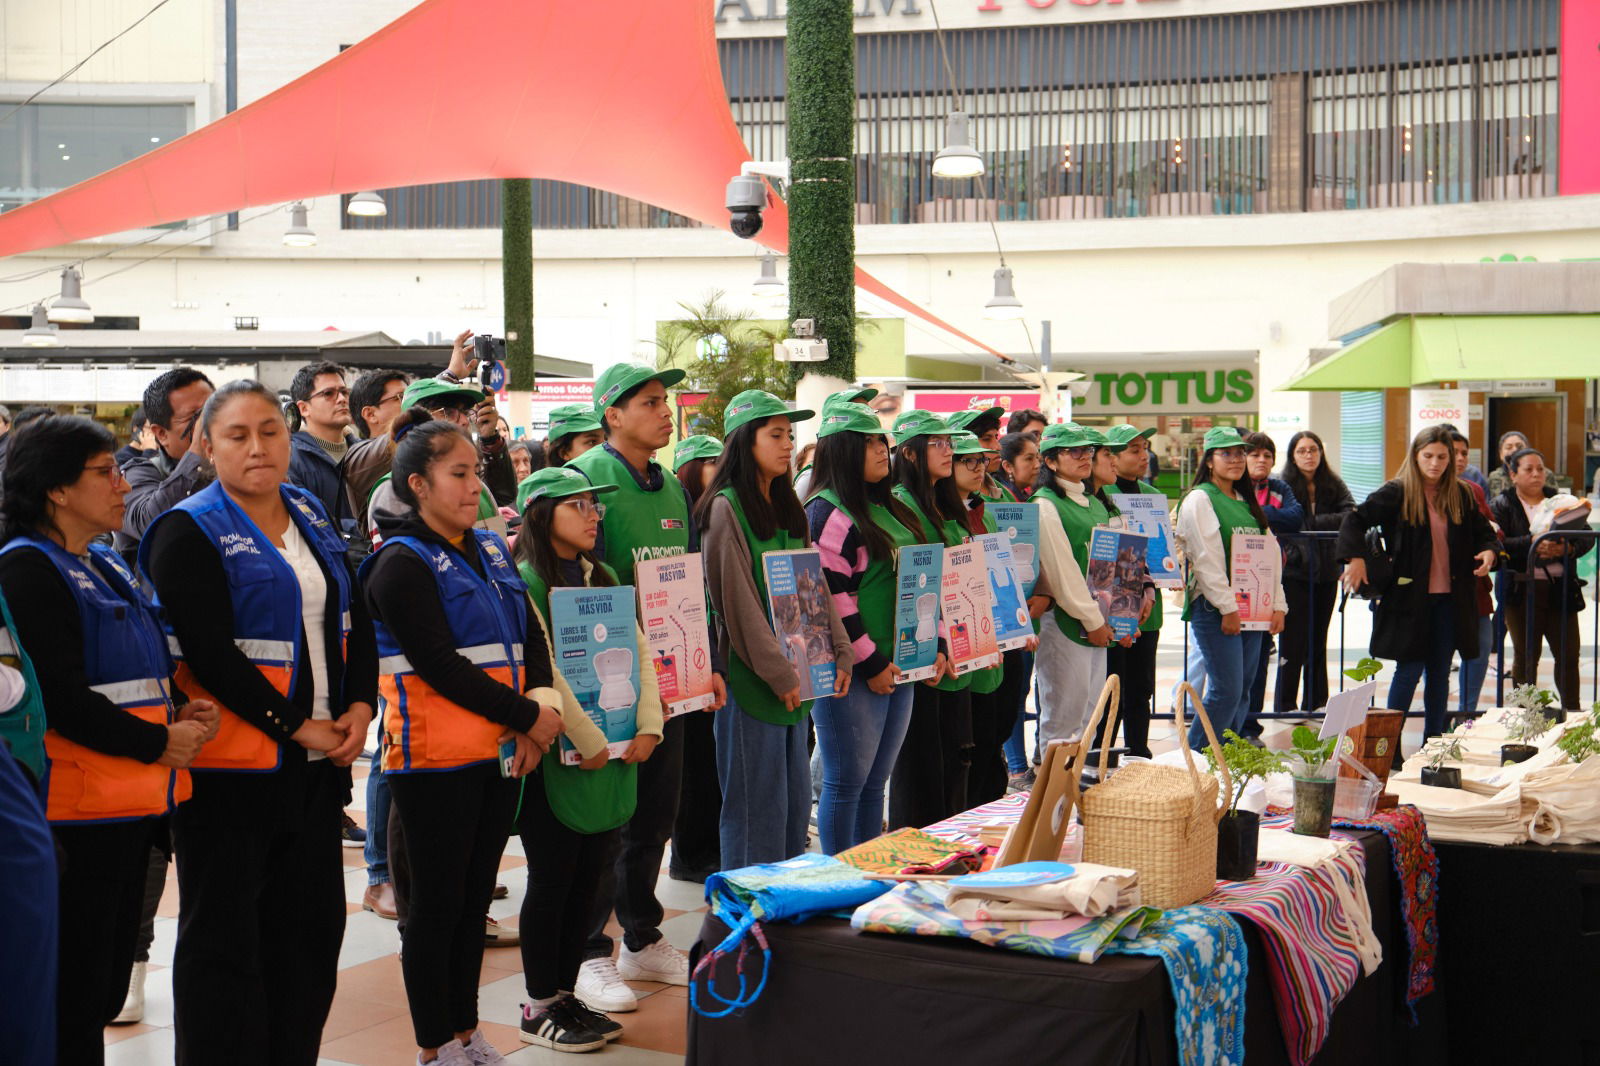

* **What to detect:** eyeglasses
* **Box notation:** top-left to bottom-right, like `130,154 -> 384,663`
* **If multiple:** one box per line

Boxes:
956,456 -> 988,471
1212,447 -> 1247,461
926,437 -> 953,452
560,498 -> 606,519
308,385 -> 351,403
81,462 -> 128,486
1062,446 -> 1094,459
426,404 -> 473,423
375,391 -> 404,408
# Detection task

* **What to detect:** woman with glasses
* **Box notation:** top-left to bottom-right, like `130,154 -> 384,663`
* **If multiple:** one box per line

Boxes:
1173,427 -> 1287,747
509,466 -> 662,1051
699,390 -> 850,868
140,381 -> 375,1065
360,412 -> 565,1065
0,415 -> 218,1066
1276,431 -> 1354,714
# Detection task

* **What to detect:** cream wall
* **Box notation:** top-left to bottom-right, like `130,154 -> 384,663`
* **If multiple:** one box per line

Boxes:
0,0 -> 214,83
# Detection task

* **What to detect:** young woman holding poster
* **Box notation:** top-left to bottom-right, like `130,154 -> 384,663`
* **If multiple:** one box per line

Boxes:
700,390 -> 850,869
1094,425 -> 1160,759
804,401 -> 923,852
1173,427 -> 1287,748
512,465 -> 663,1053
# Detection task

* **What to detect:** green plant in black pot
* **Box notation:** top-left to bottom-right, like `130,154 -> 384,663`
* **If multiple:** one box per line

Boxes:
1500,691 -> 1555,766
1287,725 -> 1338,837
1419,731 -> 1465,789
1205,730 -> 1285,880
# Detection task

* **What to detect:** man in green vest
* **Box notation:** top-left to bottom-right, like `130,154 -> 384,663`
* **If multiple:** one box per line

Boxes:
1100,424 -> 1163,758
568,362 -> 726,1013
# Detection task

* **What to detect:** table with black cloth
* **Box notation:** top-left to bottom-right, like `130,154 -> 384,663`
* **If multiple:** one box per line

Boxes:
688,830 -> 1445,1066
1433,838 -> 1600,1064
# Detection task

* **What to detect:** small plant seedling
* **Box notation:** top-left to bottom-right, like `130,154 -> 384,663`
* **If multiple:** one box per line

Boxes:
1204,730 -> 1287,813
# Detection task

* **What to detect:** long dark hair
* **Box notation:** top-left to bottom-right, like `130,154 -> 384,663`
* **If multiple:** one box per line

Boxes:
892,436 -> 964,541
810,431 -> 921,562
676,457 -> 715,518
390,414 -> 473,509
0,415 -> 117,543
693,417 -> 806,541
1278,430 -> 1350,515
1189,447 -> 1269,530
513,495 -> 616,591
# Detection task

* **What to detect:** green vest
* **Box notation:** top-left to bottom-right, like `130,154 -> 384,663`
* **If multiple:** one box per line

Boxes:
518,559 -> 637,834
1110,480 -> 1166,633
1180,481 -> 1264,621
891,485 -> 971,692
1031,482 -> 1111,645
814,489 -> 917,663
718,489 -> 813,727
568,446 -> 690,587
0,592 -> 47,785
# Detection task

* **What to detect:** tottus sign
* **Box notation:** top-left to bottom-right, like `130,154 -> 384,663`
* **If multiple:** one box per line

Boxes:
1073,365 -> 1256,415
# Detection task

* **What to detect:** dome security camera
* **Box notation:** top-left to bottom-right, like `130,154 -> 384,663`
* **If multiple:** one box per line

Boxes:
725,174 -> 767,239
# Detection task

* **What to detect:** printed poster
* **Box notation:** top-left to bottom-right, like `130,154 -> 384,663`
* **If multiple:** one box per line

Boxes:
1229,532 -> 1281,632
762,549 -> 838,701
988,502 -> 1042,597
1086,525 -> 1150,641
1106,491 -> 1181,589
940,542 -> 1001,677
975,531 -> 1034,652
893,543 -> 944,684
636,553 -> 715,719
550,585 -> 640,766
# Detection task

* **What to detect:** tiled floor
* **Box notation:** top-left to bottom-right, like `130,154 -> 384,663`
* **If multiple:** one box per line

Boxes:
100,603 -> 1591,1063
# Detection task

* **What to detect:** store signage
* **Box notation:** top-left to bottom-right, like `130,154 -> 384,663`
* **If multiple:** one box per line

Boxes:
903,388 -> 1073,424
1409,387 -> 1469,443
529,377 -> 596,433
1073,366 -> 1255,416
1493,379 -> 1556,394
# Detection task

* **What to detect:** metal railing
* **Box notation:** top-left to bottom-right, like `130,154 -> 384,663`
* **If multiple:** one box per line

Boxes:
1492,527 -> 1600,715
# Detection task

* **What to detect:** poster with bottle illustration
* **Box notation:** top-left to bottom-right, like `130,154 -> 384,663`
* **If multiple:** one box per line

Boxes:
1106,491 -> 1182,589
636,553 -> 716,720
940,542 -> 1001,676
988,502 -> 1042,597
893,542 -> 944,683
550,585 -> 640,765
974,531 -> 1034,652
1086,525 -> 1150,641
762,549 -> 838,701
1229,532 -> 1281,632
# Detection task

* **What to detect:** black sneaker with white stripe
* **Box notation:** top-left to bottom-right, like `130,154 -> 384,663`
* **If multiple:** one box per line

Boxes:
519,999 -> 605,1053
568,998 -> 624,1043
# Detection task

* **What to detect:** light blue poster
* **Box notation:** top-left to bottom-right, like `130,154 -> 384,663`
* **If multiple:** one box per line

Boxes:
1107,491 -> 1182,589
988,502 -> 1042,597
975,531 -> 1034,652
893,543 -> 944,683
762,550 -> 837,702
1086,526 -> 1148,641
550,585 -> 639,765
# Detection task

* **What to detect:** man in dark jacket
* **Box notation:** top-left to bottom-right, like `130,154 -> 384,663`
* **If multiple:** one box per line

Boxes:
1489,447 -> 1585,710
287,361 -> 357,531
116,369 -> 215,558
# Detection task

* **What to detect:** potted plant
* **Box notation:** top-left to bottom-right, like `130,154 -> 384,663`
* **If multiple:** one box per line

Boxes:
1556,702 -> 1600,763
1501,687 -> 1556,765
1204,730 -> 1284,880
1419,731 -> 1464,788
1287,725 -> 1338,837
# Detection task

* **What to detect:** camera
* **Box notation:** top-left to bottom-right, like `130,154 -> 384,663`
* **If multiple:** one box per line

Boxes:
725,175 -> 767,239
471,334 -> 506,389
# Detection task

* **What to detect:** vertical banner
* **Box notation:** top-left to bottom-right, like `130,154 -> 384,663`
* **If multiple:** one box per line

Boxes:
893,542 -> 944,683
1086,526 -> 1150,640
1229,532 -> 1282,632
551,585 -> 640,765
1408,388 -> 1469,446
636,553 -> 716,719
762,549 -> 838,701
940,541 -> 1001,676
989,502 -> 1042,597
974,531 -> 1034,652
1105,492 -> 1181,589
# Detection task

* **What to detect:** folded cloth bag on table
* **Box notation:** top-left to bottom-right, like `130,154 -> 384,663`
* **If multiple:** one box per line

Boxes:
1523,756 -> 1600,844
692,853 -> 889,1017
944,860 -> 1140,921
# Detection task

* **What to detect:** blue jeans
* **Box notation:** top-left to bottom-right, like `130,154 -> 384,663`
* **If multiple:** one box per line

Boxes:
715,698 -> 812,870
1002,650 -> 1035,774
1457,614 -> 1493,716
1386,594 -> 1457,740
364,748 -> 391,886
1187,601 -> 1266,748
812,682 -> 914,854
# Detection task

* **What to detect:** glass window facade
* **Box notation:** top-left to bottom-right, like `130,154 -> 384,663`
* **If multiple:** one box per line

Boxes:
0,102 -> 191,212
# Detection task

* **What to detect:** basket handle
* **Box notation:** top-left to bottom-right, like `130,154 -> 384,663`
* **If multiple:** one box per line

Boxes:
1175,681 -> 1229,825
1080,674 -> 1121,783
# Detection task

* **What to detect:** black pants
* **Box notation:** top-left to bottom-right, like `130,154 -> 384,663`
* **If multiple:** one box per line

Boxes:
1276,580 -> 1339,712
132,841 -> 167,962
888,685 -> 972,831
519,776 -> 620,998
584,715 -> 685,960
54,817 -> 163,1066
388,764 -> 517,1049
1101,628 -> 1159,758
172,762 -> 346,1066
387,795 -> 411,933
969,652 -> 1025,805
1506,581 -> 1583,710
671,709 -> 722,878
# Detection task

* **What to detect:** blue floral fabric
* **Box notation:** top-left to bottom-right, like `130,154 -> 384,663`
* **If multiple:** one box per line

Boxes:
1105,906 -> 1248,1066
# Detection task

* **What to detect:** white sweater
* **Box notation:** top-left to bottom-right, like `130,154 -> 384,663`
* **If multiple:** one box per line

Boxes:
1173,487 -> 1288,616
1036,476 -> 1107,632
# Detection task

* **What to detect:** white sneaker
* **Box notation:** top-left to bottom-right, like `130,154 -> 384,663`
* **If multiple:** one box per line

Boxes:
419,1038 -> 473,1065
575,956 -> 638,1013
111,960 -> 146,1024
461,1029 -> 507,1065
617,940 -> 690,986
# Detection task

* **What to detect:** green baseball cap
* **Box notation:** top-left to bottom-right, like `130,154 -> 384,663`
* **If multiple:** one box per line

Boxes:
592,362 -> 687,414
547,403 -> 604,440
822,386 -> 878,411
890,409 -> 952,447
1103,423 -> 1157,450
723,389 -> 814,435
1038,421 -> 1105,452
815,402 -> 884,440
516,466 -> 618,513
672,434 -> 724,472
402,378 -> 484,411
1202,426 -> 1250,452
951,430 -> 998,456
945,406 -> 1005,433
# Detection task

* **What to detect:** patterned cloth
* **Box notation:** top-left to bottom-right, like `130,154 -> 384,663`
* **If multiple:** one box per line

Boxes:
1104,906 -> 1249,1066
922,791 -> 1031,842
836,826 -> 988,876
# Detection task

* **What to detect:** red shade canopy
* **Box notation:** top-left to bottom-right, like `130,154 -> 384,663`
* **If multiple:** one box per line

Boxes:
0,0 -> 1003,359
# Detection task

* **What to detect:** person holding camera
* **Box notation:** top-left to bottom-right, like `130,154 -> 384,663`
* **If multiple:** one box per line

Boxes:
361,413 -> 565,1065
0,414 -> 218,1066
1338,426 -> 1497,741
140,380 -> 376,1065
115,367 -> 216,559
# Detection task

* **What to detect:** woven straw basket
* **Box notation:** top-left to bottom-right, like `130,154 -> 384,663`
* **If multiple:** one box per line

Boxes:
1079,680 -> 1228,909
